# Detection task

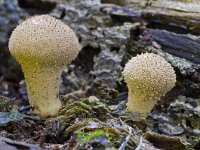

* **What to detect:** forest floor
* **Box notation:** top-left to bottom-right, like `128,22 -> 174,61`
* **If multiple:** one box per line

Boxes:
0,0 -> 199,149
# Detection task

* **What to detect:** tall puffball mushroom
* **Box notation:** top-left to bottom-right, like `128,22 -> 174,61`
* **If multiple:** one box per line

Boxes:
9,15 -> 80,117
123,53 -> 176,117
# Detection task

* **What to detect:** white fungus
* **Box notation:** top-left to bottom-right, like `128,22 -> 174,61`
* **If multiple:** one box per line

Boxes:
9,15 -> 80,117
123,53 -> 176,117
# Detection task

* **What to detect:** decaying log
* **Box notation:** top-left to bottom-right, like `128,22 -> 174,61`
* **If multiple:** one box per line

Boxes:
110,0 -> 200,34
148,29 -> 200,64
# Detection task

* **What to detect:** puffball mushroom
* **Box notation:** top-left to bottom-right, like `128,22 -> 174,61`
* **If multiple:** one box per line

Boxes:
123,53 -> 176,117
8,15 -> 80,117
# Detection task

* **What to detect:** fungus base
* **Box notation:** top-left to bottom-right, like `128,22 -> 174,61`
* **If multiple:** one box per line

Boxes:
22,65 -> 62,117
127,93 -> 160,117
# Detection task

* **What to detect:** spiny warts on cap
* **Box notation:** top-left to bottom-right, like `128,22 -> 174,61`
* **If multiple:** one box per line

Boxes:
9,15 -> 79,66
123,53 -> 176,117
8,15 -> 80,117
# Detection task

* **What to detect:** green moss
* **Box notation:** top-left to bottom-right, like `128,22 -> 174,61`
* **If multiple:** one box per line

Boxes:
75,127 -> 118,146
57,98 -> 110,124
0,96 -> 12,112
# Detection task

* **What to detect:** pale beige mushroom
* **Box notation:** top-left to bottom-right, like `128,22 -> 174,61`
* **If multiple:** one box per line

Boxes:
123,53 -> 176,117
9,15 -> 80,117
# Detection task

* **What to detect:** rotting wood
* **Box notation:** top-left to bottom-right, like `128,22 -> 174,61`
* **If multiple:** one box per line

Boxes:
147,29 -> 200,64
109,0 -> 200,34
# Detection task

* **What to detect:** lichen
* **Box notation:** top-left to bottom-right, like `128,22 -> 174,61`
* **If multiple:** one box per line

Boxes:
0,110 -> 39,125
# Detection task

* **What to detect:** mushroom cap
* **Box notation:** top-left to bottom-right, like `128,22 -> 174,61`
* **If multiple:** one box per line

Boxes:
9,15 -> 79,66
123,53 -> 176,100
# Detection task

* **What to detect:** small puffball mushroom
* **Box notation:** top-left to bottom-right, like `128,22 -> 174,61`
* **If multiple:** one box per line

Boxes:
9,15 -> 80,117
123,53 -> 176,117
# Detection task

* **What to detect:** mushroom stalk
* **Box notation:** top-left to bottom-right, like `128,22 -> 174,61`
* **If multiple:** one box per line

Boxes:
22,64 -> 62,117
127,93 -> 159,117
